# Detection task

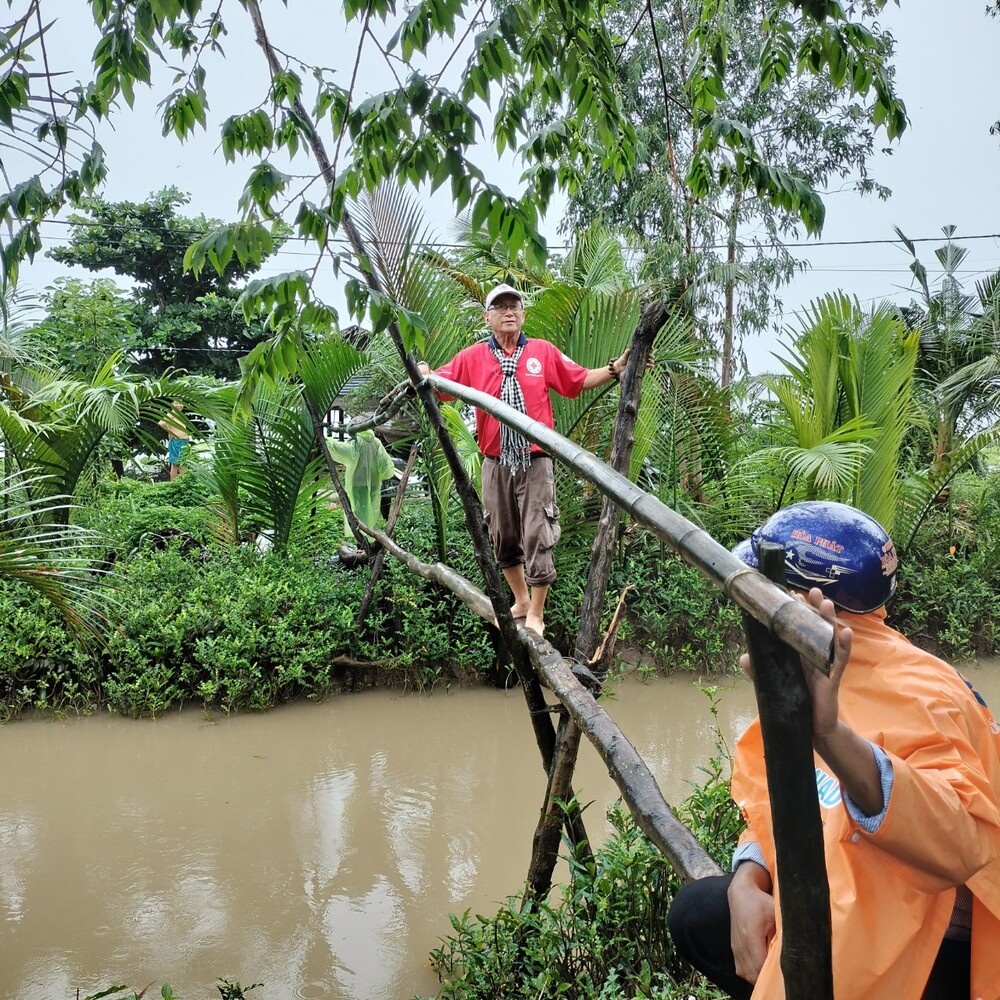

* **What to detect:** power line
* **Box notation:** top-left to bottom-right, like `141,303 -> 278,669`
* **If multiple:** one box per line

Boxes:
27,216 -> 1000,255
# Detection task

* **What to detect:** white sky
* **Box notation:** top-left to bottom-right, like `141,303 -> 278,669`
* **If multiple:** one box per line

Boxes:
14,0 -> 1000,373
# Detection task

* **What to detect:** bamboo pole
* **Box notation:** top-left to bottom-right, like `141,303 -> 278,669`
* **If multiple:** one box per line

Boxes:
358,521 -> 722,883
422,373 -> 835,674
743,542 -> 833,1000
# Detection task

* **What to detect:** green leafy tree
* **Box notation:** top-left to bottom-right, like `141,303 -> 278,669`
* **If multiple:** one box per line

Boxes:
563,0 -> 901,386
29,277 -> 138,379
47,188 -> 283,379
2,1 -> 905,361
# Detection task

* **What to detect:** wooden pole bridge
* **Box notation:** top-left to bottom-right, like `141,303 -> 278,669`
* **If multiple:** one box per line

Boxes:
240,14 -> 835,991
316,311 -> 836,1000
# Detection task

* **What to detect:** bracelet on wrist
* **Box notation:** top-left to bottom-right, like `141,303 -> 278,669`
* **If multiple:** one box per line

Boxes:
608,359 -> 620,380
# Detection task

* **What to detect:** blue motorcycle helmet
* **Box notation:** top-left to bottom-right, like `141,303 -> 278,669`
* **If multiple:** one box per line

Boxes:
734,501 -> 898,613
730,537 -> 757,569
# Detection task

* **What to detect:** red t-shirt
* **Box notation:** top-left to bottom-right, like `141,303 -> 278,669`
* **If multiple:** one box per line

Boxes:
435,338 -> 588,457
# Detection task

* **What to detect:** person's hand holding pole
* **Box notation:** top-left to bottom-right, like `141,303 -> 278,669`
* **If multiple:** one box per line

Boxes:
728,859 -> 776,984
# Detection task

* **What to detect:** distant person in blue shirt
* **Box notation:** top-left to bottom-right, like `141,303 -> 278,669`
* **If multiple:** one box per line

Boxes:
158,400 -> 190,480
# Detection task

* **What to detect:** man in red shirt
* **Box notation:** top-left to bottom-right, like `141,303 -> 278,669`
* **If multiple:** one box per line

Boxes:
419,283 -> 631,637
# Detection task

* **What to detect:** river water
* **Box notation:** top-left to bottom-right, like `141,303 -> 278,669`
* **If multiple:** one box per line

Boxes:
4,662 -> 1000,1000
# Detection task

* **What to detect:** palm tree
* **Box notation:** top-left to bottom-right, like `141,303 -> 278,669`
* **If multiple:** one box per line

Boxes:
896,227 -> 1000,478
1,296 -> 116,633
738,294 -> 918,533
0,351 -> 215,523
892,229 -> 1000,547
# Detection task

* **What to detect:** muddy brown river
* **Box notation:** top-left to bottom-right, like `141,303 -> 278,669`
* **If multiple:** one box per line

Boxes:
4,663 -> 999,1000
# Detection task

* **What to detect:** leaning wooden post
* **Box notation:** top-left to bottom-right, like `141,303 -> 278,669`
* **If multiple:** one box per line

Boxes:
244,2 -> 575,820
743,542 -> 833,1000
524,300 -> 666,900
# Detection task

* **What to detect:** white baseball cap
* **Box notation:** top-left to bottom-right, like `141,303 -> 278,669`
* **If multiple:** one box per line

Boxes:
483,283 -> 524,310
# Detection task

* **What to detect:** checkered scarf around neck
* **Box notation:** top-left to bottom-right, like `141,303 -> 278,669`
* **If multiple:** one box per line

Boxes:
490,339 -> 533,473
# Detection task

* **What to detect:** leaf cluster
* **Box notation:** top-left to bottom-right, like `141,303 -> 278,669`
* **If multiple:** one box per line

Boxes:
423,789 -> 737,999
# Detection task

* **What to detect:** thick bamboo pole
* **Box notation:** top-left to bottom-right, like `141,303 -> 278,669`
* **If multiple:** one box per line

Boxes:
358,521 -> 722,883
422,374 -> 835,674
743,543 -> 833,1000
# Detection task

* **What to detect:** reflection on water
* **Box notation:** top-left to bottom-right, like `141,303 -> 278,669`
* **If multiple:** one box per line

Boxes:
2,662 -> 998,1000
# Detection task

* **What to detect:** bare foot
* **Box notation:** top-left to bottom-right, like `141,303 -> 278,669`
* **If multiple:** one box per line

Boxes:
510,602 -> 529,620
524,613 -> 544,637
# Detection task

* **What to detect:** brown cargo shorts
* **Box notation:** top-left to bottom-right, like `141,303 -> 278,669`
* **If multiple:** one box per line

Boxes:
481,455 -> 560,587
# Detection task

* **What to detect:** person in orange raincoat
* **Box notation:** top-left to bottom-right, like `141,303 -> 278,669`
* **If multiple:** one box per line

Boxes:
669,502 -> 1000,1000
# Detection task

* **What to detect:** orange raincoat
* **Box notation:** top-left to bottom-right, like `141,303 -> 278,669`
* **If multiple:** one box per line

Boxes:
732,607 -> 1000,1000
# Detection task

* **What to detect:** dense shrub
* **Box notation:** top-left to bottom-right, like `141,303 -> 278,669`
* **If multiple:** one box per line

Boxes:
0,584 -> 100,718
892,555 -> 1000,661
6,465 -> 1000,721
78,472 -> 225,551
890,481 -> 1000,661
611,537 -> 744,673
0,501 -> 496,718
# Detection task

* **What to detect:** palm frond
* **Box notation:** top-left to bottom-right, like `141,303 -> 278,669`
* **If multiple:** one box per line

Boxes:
559,227 -> 631,291
0,472 -> 111,639
351,185 -> 484,368
299,334 -> 369,418
896,425 -> 1000,550
757,295 -> 917,529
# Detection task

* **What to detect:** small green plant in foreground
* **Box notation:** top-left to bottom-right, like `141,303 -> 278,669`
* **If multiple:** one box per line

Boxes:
84,978 -> 261,1000
420,802 -> 732,1000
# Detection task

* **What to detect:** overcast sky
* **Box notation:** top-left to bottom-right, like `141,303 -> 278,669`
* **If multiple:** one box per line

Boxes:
17,0 -> 1000,373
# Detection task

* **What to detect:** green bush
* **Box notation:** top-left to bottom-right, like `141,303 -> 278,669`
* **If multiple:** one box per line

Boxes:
0,582 -> 100,719
77,473 -> 224,551
9,460 -> 1000,721
0,503 -> 497,718
890,486 -> 1000,662
610,538 -> 744,674
892,554 -> 1000,661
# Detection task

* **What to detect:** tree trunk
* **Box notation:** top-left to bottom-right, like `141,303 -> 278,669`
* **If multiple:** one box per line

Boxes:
720,191 -> 741,389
